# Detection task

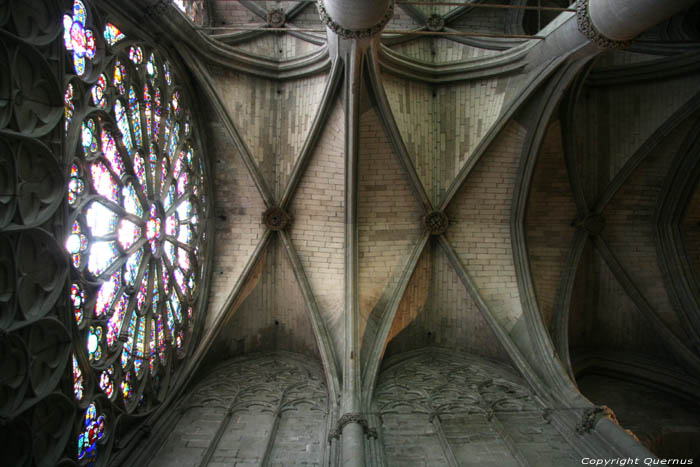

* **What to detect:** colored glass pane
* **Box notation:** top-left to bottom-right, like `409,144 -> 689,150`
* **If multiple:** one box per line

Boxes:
129,87 -> 143,148
163,240 -> 176,267
136,266 -> 149,311
177,171 -> 189,197
81,120 -> 97,154
129,46 -> 143,64
149,319 -> 156,374
94,270 -> 121,318
85,201 -> 118,238
73,354 -> 84,400
121,371 -> 133,400
113,61 -> 126,95
87,241 -> 120,277
124,248 -> 144,287
178,248 -> 191,271
165,214 -> 177,237
104,22 -> 125,45
156,313 -> 166,363
163,62 -> 172,85
106,293 -> 128,348
164,184 -> 175,211
175,330 -> 183,350
160,259 -> 169,293
64,1 -> 96,76
121,313 -> 136,368
77,403 -> 105,462
176,199 -> 192,220
114,100 -> 133,154
153,87 -> 161,139
66,220 -> 88,268
118,219 -> 141,250
68,164 -> 85,206
133,151 -> 148,189
90,162 -> 120,204
100,367 -> 114,397
122,182 -> 143,217
133,318 -> 145,377
101,130 -> 125,178
71,283 -> 86,325
87,325 -> 103,360
92,74 -> 107,108
64,84 -> 74,132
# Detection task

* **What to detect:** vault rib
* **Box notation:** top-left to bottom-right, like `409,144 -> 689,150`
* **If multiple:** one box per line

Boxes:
180,46 -> 276,207
366,45 -> 434,213
280,229 -> 342,404
281,58 -> 344,208
592,235 -> 700,375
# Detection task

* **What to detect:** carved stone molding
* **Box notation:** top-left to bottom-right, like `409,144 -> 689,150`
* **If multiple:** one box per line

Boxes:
316,1 -> 395,39
143,0 -> 170,20
576,405 -> 617,434
424,211 -> 449,235
267,8 -> 286,28
263,206 -> 292,231
328,412 -> 378,441
575,0 -> 632,49
426,14 -> 445,33
574,213 -> 605,236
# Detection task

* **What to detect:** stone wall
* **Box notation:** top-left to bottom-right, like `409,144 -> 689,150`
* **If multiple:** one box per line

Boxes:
373,349 -> 581,466
151,353 -> 329,467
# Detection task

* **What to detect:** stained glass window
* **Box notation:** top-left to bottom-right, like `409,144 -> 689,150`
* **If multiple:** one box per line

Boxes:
77,403 -> 106,464
103,22 -> 125,46
73,354 -> 84,400
64,0 -> 97,76
173,0 -> 204,22
64,31 -> 208,427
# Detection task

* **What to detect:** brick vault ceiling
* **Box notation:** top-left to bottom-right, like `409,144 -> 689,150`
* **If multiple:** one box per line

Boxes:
138,0 -> 700,409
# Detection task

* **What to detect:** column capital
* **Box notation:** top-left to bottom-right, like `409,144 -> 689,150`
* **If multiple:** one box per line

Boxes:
576,0 -> 632,49
317,0 -> 394,39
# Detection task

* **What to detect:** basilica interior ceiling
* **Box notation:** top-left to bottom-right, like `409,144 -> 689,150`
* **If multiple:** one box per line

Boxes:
1,0 -> 700,465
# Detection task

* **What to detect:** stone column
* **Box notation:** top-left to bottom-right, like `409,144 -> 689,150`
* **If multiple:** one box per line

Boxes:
318,0 -> 394,39
588,0 -> 698,43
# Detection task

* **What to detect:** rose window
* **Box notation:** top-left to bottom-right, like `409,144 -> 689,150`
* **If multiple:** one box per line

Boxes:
64,19 -> 209,426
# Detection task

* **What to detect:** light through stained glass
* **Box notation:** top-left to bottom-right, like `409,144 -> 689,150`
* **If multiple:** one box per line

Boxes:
71,283 -> 86,325
100,366 -> 115,398
64,41 -> 208,455
77,403 -> 106,464
92,74 -> 107,108
103,22 -> 125,46
73,354 -> 84,400
65,84 -> 75,132
64,0 -> 96,76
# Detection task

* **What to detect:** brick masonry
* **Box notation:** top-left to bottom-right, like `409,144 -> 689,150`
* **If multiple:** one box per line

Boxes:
210,65 -> 329,198
203,98 -> 267,331
568,245 -> 669,357
446,120 -> 528,332
382,72 -> 508,205
205,236 -> 321,365
526,119 -> 577,329
385,241 -> 512,363
602,121 -> 691,341
358,106 -> 425,347
390,37 -> 499,64
289,98 -> 346,358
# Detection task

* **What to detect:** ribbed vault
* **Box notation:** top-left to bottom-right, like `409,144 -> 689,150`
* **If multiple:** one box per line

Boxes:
2,0 -> 699,465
